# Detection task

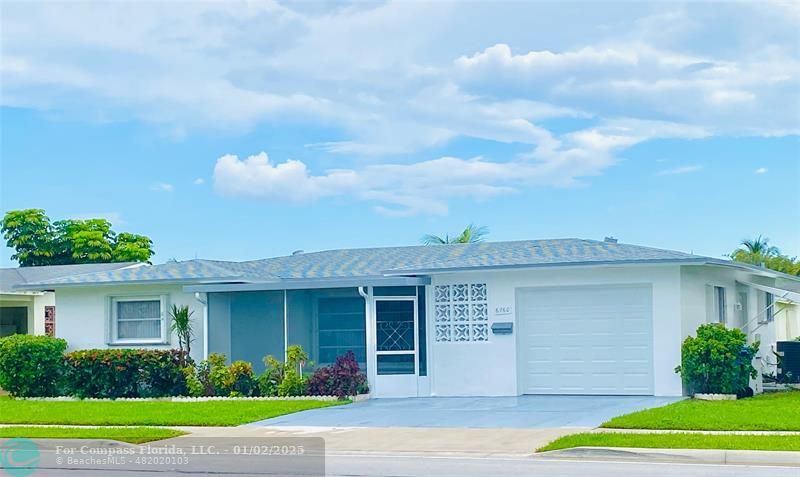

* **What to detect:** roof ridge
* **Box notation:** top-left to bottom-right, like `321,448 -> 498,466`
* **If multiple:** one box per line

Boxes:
245,238 -> 589,260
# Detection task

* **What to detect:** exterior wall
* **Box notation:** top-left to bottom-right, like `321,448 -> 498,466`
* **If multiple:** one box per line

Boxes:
428,265 -> 684,397
208,291 -> 285,373
55,285 -> 205,363
776,301 -> 799,342
679,265 -> 782,378
32,293 -> 54,335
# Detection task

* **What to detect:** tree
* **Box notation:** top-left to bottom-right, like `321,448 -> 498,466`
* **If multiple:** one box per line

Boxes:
1,209 -> 154,266
113,233 -> 155,263
421,224 -> 489,245
54,219 -> 115,263
0,209 -> 56,266
731,235 -> 779,265
763,255 -> 800,276
731,236 -> 800,276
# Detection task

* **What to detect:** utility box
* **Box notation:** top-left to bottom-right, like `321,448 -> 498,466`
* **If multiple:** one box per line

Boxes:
777,341 -> 800,382
491,322 -> 513,335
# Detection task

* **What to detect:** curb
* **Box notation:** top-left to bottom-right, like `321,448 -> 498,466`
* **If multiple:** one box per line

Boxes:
536,446 -> 800,466
595,428 -> 800,436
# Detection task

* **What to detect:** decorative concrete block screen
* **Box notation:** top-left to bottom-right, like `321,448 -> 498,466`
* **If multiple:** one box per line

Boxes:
433,283 -> 488,342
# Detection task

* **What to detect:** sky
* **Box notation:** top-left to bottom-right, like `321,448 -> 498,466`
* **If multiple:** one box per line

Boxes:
1,1 -> 799,267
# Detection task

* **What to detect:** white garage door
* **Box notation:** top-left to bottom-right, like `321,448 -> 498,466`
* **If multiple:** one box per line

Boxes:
517,285 -> 654,395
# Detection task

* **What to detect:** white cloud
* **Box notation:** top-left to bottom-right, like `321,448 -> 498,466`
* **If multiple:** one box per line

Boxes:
2,1 -> 797,151
456,41 -> 799,137
656,165 -> 703,176
193,178 -> 206,185
214,123 -> 702,215
754,167 -> 768,174
151,182 -> 174,192
1,1 -> 798,214
455,43 -> 640,72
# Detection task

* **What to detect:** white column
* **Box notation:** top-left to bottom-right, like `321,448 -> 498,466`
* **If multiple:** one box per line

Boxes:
201,293 -> 209,360
283,289 -> 289,362
364,286 -> 376,394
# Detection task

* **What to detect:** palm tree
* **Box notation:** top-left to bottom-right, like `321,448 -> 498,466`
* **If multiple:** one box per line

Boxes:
421,224 -> 488,245
731,235 -> 780,265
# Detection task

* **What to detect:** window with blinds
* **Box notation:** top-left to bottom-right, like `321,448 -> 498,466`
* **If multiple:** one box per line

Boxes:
111,296 -> 166,343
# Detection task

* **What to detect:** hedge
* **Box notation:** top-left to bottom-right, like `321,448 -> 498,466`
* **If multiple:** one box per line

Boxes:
64,349 -> 188,398
0,334 -> 67,397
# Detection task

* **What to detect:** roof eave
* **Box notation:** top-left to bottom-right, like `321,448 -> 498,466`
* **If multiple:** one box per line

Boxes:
184,275 -> 431,293
701,258 -> 800,282
13,276 -> 250,290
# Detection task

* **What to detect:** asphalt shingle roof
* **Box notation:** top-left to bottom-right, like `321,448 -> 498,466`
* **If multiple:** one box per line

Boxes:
16,239 -> 708,288
1,262 -> 138,292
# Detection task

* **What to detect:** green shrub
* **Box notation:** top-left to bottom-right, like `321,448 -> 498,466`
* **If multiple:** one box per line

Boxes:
183,354 -> 258,397
279,345 -> 309,396
0,334 -> 67,397
277,372 -> 307,397
226,360 -> 256,397
64,349 -> 188,398
258,355 -> 284,397
675,323 -> 759,395
182,366 -> 204,397
259,345 -> 310,397
207,353 -> 232,396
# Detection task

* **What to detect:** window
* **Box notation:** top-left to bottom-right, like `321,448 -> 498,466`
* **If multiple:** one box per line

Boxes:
110,296 -> 167,344
714,286 -> 727,324
316,297 -> 366,368
0,307 -> 28,337
766,292 -> 775,323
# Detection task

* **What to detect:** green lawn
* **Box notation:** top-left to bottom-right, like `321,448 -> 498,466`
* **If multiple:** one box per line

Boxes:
602,391 -> 800,431
0,426 -> 185,444
0,398 -> 346,426
538,432 -> 800,452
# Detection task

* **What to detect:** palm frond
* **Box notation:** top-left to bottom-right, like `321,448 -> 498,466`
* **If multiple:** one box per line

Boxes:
421,234 -> 448,245
422,224 -> 488,245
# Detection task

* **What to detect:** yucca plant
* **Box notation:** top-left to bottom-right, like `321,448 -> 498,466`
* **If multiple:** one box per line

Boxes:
169,304 -> 194,366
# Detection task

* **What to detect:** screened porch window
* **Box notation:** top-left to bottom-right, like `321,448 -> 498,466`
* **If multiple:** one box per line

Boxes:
317,297 -> 366,367
111,296 -> 166,344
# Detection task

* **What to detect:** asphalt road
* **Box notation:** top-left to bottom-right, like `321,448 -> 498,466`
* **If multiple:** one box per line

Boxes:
14,452 -> 800,477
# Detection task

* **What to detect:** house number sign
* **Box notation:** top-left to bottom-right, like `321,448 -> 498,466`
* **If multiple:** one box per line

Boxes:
495,305 -> 512,315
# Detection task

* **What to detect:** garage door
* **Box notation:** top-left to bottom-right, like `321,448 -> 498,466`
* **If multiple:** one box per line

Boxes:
517,285 -> 654,395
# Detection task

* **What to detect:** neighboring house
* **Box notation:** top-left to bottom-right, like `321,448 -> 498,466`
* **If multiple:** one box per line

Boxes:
14,239 -> 800,398
775,299 -> 800,342
0,263 -> 138,338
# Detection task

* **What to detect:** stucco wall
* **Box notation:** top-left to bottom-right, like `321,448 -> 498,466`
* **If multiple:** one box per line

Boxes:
32,293 -> 54,335
428,265 -> 684,397
55,285 -> 205,362
776,302 -> 799,342
679,265 -> 778,374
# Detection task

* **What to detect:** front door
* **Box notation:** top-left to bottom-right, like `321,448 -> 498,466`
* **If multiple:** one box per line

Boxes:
372,298 -> 418,397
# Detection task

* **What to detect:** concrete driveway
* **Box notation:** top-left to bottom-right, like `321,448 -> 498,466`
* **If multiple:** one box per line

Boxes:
250,395 -> 682,429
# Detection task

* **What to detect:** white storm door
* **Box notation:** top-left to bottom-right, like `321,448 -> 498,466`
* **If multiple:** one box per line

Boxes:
372,298 -> 418,398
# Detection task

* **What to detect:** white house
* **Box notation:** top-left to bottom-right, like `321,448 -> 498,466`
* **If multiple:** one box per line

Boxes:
14,239 -> 800,398
0,263 -> 135,338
